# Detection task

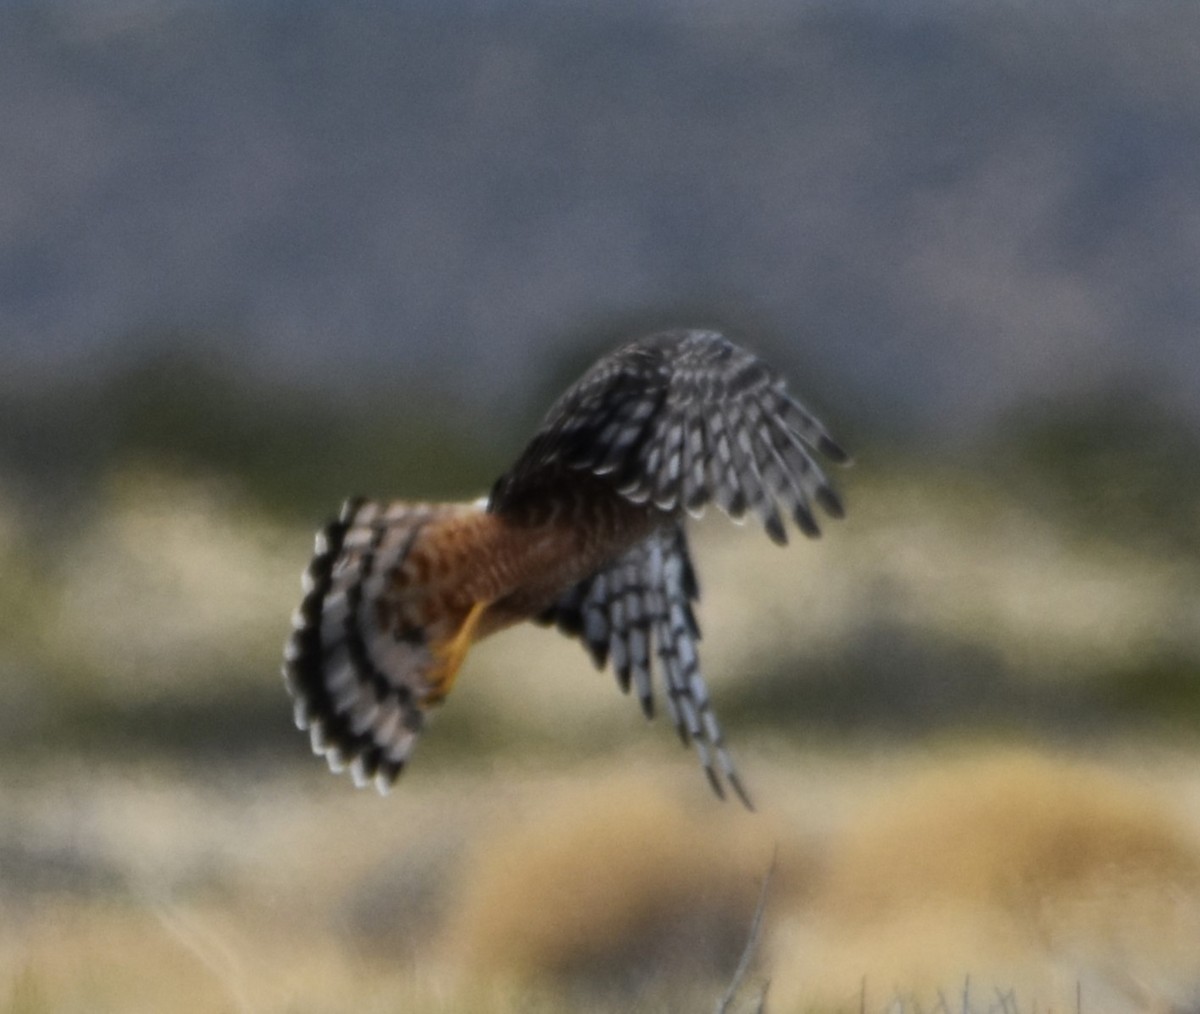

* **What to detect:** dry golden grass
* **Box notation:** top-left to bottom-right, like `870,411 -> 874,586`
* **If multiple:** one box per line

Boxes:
439,772 -> 802,993
768,748 -> 1200,1012
2,761 -> 794,1013
6,747 -> 1200,1012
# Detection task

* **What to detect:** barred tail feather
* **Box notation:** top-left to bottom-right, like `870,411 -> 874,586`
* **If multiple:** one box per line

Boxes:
283,498 -> 476,794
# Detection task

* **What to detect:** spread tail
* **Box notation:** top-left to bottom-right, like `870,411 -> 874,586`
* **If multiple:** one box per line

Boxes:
283,497 -> 487,793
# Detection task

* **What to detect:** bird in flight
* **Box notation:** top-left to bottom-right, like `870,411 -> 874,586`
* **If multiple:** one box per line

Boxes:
283,329 -> 848,807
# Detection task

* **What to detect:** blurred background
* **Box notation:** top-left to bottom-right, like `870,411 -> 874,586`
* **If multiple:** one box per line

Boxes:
3,1 -> 1200,1011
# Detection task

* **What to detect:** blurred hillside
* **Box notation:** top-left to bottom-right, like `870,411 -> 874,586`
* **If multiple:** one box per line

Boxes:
3,0 -> 1200,441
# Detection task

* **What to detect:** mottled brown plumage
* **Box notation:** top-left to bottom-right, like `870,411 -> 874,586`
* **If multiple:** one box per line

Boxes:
284,328 -> 849,804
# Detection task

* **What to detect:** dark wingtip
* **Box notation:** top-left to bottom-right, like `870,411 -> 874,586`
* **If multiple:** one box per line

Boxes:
728,770 -> 755,812
704,765 -> 727,801
792,503 -> 821,539
816,485 -> 846,520
639,690 -> 655,720
586,642 -> 609,670
764,511 -> 789,546
818,435 -> 852,465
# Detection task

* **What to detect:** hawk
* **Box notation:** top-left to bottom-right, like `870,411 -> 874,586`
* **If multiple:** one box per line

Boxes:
284,329 -> 848,807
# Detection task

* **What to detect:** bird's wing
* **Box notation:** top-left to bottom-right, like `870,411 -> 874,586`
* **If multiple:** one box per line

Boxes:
490,328 -> 848,543
537,524 -> 753,808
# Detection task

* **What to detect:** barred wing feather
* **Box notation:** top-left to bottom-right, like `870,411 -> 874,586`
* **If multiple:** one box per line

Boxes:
537,525 -> 752,807
491,329 -> 848,543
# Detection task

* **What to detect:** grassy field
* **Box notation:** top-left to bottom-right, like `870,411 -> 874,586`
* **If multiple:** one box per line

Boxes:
3,412 -> 1200,1011
5,746 -> 1200,1012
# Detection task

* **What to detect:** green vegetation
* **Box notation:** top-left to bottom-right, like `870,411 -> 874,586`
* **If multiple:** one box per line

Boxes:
0,346 -> 499,525
998,387 -> 1200,556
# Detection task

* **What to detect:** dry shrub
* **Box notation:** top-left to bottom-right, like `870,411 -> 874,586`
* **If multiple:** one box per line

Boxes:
440,772 -> 809,997
770,748 -> 1200,1012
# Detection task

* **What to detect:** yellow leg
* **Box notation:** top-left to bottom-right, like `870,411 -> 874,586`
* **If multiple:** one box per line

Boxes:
426,600 -> 490,705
